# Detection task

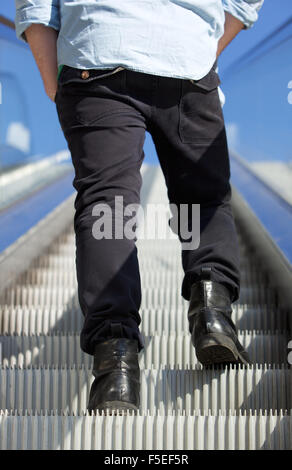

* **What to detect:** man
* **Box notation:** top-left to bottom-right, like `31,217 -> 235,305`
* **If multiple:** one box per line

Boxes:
15,0 -> 264,414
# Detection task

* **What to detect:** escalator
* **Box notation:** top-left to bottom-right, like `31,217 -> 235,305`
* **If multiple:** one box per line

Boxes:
0,165 -> 291,450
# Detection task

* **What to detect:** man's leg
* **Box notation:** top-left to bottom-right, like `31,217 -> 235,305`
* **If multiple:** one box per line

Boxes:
55,67 -> 147,410
148,66 -> 249,365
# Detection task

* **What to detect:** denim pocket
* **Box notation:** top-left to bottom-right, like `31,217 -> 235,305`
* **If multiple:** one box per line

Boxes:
56,66 -> 127,128
56,68 -> 130,131
179,68 -> 225,145
58,66 -> 125,87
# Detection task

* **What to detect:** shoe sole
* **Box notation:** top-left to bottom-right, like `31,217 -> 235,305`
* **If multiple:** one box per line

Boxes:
88,401 -> 138,416
195,333 -> 251,366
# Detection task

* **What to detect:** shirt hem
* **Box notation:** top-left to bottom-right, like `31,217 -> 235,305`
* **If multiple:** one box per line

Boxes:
56,62 -> 217,82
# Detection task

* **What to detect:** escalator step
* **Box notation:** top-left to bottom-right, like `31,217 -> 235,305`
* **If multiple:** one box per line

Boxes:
0,366 -> 291,414
0,331 -> 289,367
0,410 -> 290,450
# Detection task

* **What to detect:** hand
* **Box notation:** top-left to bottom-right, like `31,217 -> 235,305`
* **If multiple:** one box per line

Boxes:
44,81 -> 58,102
217,12 -> 244,58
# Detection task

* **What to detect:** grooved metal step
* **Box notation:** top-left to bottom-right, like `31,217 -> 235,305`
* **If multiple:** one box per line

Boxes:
0,332 -> 288,367
16,267 -> 265,289
1,366 -> 291,414
0,304 -> 286,335
1,285 -> 276,307
0,411 -> 291,450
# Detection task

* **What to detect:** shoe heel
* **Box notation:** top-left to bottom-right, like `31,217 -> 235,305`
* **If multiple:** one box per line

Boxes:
195,333 -> 240,366
90,400 -> 138,416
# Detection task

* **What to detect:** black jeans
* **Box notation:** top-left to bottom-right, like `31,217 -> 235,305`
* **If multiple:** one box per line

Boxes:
55,64 -> 241,355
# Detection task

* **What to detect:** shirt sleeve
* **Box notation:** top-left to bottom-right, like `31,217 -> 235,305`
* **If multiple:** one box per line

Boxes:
15,0 -> 60,41
222,0 -> 264,29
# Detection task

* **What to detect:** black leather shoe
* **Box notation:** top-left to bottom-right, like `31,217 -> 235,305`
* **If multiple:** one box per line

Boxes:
87,338 -> 140,414
188,267 -> 251,366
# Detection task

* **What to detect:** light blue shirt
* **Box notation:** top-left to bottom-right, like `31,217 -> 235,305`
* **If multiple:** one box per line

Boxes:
15,0 -> 264,81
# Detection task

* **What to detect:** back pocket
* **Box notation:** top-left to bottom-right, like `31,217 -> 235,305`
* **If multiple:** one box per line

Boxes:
179,69 -> 225,145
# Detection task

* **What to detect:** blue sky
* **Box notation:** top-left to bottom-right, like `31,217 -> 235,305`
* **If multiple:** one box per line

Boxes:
218,1 -> 292,73
2,1 -> 291,73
